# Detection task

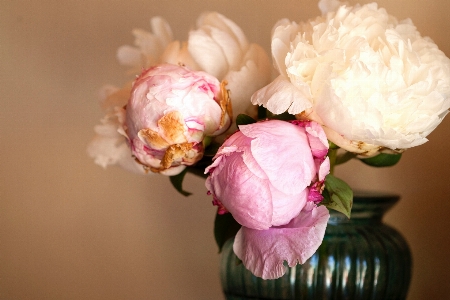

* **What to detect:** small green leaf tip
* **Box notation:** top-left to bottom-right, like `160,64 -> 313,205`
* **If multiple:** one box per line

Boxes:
169,168 -> 192,197
322,174 -> 353,218
236,114 -> 257,127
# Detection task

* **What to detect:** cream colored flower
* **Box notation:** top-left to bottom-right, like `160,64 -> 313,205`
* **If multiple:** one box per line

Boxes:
252,3 -> 450,155
188,12 -> 271,120
88,13 -> 271,173
87,84 -> 147,174
87,18 -> 174,174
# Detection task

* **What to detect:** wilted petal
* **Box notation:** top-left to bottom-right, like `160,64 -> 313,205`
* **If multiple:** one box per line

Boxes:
125,64 -> 227,175
233,203 -> 330,279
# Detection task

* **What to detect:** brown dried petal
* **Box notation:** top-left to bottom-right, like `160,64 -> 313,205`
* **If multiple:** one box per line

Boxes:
158,111 -> 187,144
138,128 -> 169,150
219,80 -> 232,128
160,142 -> 198,170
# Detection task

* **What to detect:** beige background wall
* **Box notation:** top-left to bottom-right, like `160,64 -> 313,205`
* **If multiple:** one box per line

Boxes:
1,0 -> 449,299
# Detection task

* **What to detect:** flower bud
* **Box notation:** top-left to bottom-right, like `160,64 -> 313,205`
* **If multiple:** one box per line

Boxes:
125,63 -> 231,175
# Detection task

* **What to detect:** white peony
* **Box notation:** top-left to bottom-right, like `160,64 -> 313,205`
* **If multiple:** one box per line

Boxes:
88,12 -> 271,173
252,2 -> 450,155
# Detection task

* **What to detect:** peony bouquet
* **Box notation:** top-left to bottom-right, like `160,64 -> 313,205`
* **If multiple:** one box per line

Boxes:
88,0 -> 450,280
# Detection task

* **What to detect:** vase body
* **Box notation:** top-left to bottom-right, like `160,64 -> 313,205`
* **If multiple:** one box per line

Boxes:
220,192 -> 412,300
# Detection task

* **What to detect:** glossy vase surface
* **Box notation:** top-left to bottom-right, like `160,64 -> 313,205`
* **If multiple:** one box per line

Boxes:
220,192 -> 412,300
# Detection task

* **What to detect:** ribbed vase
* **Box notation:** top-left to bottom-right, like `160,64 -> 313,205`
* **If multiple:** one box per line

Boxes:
220,192 -> 412,300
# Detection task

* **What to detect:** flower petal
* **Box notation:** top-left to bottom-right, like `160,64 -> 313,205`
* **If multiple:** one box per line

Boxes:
240,120 -> 315,194
233,203 -> 330,279
224,44 -> 272,121
251,75 -> 312,115
271,20 -> 300,77
117,45 -> 142,67
304,121 -> 329,159
149,16 -> 174,48
188,12 -> 249,79
269,187 -> 308,226
318,0 -> 345,15
207,151 -> 273,230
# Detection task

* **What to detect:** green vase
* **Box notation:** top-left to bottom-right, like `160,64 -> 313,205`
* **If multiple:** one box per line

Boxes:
220,192 -> 412,300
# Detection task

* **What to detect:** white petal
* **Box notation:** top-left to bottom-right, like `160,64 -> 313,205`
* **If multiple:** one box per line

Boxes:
116,45 -> 142,67
188,30 -> 229,79
150,16 -> 173,47
251,76 -> 312,115
318,0 -> 346,15
224,44 -> 272,119
196,12 -> 248,52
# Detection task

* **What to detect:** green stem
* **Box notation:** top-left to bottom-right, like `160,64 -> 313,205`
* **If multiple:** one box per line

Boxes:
328,147 -> 338,176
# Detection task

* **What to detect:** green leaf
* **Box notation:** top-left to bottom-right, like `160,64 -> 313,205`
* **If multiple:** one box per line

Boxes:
322,174 -> 353,218
360,153 -> 402,167
214,213 -> 241,252
169,168 -> 192,197
203,140 -> 221,157
236,114 -> 257,127
335,151 -> 357,165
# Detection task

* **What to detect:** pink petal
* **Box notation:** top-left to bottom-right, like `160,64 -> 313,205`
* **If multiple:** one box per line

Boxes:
304,121 -> 329,159
207,151 -> 273,230
269,186 -> 308,226
233,203 -> 329,279
240,120 -> 315,194
307,182 -> 324,203
318,157 -> 330,181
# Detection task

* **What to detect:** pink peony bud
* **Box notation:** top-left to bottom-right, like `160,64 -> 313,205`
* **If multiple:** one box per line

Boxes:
125,63 -> 231,175
205,119 -> 329,229
205,119 -> 330,279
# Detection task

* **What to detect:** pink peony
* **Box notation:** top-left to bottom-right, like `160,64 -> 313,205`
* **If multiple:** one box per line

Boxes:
125,63 -> 231,175
205,120 -> 330,279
